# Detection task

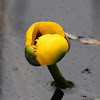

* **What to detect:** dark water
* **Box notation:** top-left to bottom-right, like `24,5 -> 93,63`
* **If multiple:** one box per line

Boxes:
0,0 -> 100,100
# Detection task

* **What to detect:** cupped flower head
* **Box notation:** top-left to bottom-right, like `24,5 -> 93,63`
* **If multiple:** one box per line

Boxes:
25,22 -> 70,66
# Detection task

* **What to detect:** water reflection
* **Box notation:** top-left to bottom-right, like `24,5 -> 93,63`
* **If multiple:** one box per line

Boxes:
51,88 -> 64,100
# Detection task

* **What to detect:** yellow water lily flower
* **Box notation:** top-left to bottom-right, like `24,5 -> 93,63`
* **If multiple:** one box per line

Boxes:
25,22 -> 70,65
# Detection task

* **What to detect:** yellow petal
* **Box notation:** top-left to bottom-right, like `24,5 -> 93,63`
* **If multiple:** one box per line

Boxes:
25,22 -> 38,47
38,22 -> 65,36
25,22 -> 65,47
36,34 -> 69,65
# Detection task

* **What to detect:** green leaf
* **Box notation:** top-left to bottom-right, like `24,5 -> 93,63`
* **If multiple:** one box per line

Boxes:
25,46 -> 40,66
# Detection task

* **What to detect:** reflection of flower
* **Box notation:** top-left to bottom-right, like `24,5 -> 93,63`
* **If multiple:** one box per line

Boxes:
25,22 -> 70,65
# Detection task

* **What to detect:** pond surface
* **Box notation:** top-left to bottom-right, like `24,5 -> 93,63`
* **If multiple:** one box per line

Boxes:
0,0 -> 100,100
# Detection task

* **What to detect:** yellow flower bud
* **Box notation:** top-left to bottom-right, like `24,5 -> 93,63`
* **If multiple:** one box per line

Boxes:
25,22 -> 70,66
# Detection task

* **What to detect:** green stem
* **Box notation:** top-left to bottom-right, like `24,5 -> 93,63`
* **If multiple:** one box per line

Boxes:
47,64 -> 74,89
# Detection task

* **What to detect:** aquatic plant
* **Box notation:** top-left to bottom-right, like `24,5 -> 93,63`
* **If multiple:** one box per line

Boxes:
25,22 -> 74,89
